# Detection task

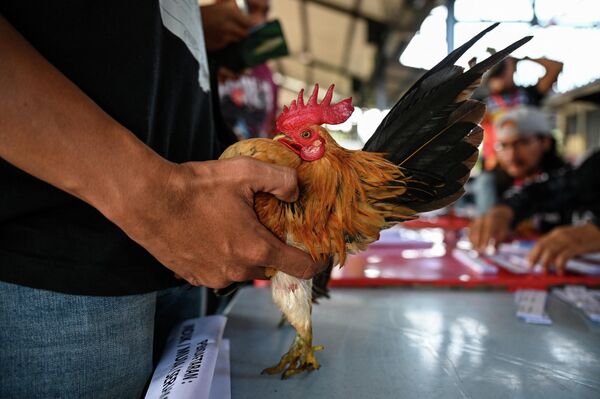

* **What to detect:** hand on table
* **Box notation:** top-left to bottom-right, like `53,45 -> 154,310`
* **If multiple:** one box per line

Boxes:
468,205 -> 514,253
528,223 -> 600,275
118,157 -> 326,289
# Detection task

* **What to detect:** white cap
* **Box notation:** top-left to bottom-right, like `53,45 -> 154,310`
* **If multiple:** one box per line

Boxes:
496,106 -> 552,138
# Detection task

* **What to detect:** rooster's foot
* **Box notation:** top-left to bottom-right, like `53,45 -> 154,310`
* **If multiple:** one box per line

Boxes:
261,334 -> 324,379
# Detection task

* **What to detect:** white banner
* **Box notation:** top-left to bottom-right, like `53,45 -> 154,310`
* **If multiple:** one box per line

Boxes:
209,339 -> 231,399
145,315 -> 227,399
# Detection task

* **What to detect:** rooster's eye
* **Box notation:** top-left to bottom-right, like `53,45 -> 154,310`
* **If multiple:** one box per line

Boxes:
300,131 -> 311,139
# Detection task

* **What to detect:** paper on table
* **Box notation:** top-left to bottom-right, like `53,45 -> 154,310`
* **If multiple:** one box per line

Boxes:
145,315 -> 227,399
209,339 -> 231,399
369,227 -> 434,248
452,248 -> 498,274
515,289 -> 552,325
489,253 -> 543,274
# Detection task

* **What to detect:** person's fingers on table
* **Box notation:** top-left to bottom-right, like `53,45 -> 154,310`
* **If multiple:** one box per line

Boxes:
537,243 -> 560,273
478,215 -> 494,252
477,205 -> 514,252
554,248 -> 572,276
529,230 -> 569,273
554,244 -> 586,276
467,218 -> 483,249
528,238 -> 548,271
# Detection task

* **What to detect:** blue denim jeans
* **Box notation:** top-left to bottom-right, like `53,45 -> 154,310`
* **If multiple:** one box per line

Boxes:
0,281 -> 203,399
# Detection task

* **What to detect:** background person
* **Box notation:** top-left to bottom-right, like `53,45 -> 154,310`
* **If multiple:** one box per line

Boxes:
471,105 -> 568,229
472,55 -> 563,214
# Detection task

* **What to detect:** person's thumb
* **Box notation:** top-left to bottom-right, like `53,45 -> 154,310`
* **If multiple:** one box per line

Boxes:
246,160 -> 299,203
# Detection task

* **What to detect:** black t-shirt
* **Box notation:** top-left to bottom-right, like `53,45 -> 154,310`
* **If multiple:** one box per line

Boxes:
502,151 -> 600,228
493,155 -> 570,234
0,2 -> 219,295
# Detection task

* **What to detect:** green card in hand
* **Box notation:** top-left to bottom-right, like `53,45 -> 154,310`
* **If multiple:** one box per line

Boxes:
214,19 -> 289,72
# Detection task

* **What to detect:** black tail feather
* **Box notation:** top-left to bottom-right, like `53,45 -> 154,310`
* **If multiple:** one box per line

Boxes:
396,22 -> 500,103
363,23 -> 531,214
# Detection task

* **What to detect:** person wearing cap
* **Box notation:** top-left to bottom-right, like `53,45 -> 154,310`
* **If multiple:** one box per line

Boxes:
493,106 -> 565,187
471,55 -> 563,215
469,106 -> 570,248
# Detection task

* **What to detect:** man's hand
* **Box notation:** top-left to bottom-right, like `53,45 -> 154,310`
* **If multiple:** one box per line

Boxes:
0,16 -> 322,290
528,223 -> 600,275
201,0 -> 253,51
468,205 -> 514,252
116,157 -> 326,288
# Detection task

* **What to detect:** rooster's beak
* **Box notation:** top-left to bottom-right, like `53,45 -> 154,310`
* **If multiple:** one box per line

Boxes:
274,134 -> 302,155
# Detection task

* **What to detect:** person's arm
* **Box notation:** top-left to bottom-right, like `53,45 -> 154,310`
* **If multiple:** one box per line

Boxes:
0,15 -> 324,288
525,57 -> 563,95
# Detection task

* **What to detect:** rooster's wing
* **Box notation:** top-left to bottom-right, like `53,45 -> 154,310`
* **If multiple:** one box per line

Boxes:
364,23 -> 532,216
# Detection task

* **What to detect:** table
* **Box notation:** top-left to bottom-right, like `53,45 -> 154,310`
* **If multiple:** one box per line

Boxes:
402,214 -> 472,230
224,287 -> 600,399
330,228 -> 600,290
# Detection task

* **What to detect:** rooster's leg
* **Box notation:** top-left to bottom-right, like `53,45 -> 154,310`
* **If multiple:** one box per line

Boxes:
277,314 -> 288,328
262,272 -> 324,379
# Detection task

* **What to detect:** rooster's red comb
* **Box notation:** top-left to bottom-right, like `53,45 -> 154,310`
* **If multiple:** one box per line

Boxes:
276,84 -> 353,133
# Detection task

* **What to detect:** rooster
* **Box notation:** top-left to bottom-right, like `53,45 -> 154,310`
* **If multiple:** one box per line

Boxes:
219,23 -> 531,379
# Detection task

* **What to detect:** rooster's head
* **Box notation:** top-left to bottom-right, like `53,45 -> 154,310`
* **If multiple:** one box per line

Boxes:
274,84 -> 353,161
